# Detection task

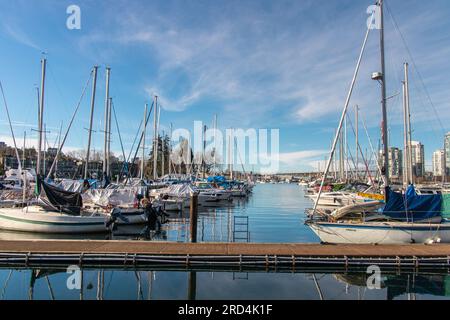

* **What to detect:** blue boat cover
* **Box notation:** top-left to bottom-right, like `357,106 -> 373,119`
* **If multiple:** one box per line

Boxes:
207,176 -> 226,183
383,185 -> 442,221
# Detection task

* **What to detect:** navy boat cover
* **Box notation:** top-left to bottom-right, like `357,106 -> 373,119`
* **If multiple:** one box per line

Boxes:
383,185 -> 442,222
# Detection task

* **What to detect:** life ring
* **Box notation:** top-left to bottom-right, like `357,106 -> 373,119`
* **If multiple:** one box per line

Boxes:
140,198 -> 150,207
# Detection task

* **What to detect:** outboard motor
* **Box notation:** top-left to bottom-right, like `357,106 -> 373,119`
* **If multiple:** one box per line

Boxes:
143,201 -> 169,231
105,207 -> 130,230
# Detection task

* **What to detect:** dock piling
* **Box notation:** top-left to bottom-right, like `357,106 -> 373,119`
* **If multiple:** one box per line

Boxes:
187,271 -> 197,300
189,192 -> 199,243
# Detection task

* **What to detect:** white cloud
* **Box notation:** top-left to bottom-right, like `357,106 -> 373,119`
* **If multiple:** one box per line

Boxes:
2,23 -> 41,51
258,149 -> 328,173
279,150 -> 328,166
72,1 -> 450,135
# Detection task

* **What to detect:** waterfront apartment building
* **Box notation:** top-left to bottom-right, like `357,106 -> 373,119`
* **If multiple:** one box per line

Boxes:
411,141 -> 425,178
379,147 -> 403,181
433,149 -> 445,177
388,147 -> 403,179
445,132 -> 450,176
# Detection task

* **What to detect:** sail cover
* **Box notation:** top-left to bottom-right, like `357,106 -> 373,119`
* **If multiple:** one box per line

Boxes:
207,176 -> 226,183
383,186 -> 442,222
39,179 -> 83,215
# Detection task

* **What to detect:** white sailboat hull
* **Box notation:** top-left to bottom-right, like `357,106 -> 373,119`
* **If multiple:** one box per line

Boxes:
199,192 -> 231,204
309,221 -> 450,244
230,190 -> 247,197
306,193 -> 368,208
114,208 -> 148,225
0,207 -> 108,234
160,199 -> 187,211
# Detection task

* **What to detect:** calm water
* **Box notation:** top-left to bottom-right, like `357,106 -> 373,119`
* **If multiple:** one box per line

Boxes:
0,184 -> 448,300
159,183 -> 319,243
2,268 -> 450,300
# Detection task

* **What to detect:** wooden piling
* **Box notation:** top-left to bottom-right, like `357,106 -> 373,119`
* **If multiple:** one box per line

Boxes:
187,271 -> 197,300
189,192 -> 199,243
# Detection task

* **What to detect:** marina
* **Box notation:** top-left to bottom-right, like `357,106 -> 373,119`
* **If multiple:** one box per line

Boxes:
0,184 -> 448,300
0,0 -> 450,304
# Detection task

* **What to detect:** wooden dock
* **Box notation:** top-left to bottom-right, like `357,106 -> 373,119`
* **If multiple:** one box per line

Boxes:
1,240 -> 450,256
0,240 -> 449,270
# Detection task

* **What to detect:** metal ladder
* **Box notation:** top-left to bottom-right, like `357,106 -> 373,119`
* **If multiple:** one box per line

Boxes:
232,216 -> 250,242
232,216 -> 250,280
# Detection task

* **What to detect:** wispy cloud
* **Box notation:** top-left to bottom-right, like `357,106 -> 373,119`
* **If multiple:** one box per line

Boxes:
2,23 -> 41,51
72,0 -> 450,134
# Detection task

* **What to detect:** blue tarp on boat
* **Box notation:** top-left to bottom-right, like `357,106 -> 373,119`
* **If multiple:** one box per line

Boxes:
207,176 -> 226,183
383,185 -> 442,221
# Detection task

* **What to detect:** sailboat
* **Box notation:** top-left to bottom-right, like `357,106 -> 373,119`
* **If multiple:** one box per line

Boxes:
305,0 -> 450,245
0,59 -> 117,234
0,182 -> 109,234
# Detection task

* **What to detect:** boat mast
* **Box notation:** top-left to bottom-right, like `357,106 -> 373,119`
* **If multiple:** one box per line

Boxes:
355,105 -> 359,180
403,62 -> 413,185
37,58 -> 46,177
107,97 -> 112,177
157,103 -> 161,177
213,114 -> 217,174
84,66 -> 98,180
56,122 -> 62,174
344,116 -> 348,181
43,123 -> 47,176
153,96 -> 158,181
103,67 -> 111,177
339,131 -> 344,181
141,103 -> 147,181
23,131 -> 26,169
169,123 -> 173,176
162,130 -> 165,177
229,129 -> 234,180
23,131 -> 27,203
333,131 -> 337,179
401,84 -> 409,187
202,125 -> 206,179
379,0 -> 389,186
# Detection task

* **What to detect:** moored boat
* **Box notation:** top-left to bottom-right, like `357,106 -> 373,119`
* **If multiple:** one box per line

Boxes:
0,206 -> 108,234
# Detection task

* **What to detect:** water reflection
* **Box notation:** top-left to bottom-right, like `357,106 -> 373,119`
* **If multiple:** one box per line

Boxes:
1,267 -> 450,300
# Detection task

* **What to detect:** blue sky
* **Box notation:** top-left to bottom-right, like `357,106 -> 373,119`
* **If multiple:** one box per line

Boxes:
0,0 -> 450,173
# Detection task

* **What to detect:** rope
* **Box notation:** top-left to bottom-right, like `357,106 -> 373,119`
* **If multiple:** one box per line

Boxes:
346,115 -> 374,185
0,81 -> 23,173
385,0 -> 446,136
111,101 -> 127,174
46,69 -> 93,179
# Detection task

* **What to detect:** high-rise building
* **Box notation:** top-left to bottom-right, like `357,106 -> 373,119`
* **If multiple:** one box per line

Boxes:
388,147 -> 402,179
410,141 -> 425,178
433,149 -> 445,177
445,132 -> 450,176
379,147 -> 403,180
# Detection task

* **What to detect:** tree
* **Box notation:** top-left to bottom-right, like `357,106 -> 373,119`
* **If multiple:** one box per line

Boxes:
145,134 -> 174,178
